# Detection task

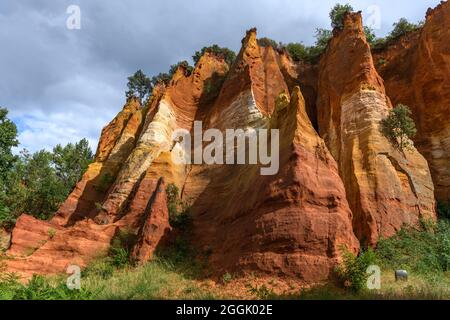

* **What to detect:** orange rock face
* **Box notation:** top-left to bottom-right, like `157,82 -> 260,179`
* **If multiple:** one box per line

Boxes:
179,31 -> 359,283
317,12 -> 436,246
374,1 -> 450,202
131,178 -> 171,264
189,85 -> 359,283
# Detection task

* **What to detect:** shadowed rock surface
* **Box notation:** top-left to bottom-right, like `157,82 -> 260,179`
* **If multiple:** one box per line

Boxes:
373,0 -> 450,203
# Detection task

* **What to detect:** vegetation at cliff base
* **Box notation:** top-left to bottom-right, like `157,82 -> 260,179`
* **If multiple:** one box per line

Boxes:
2,216 -> 450,300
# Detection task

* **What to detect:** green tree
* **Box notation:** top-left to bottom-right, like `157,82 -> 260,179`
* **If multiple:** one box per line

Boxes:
168,61 -> 194,77
151,72 -> 171,87
257,37 -> 280,50
315,28 -> 333,51
52,138 -> 93,193
193,45 -> 236,67
285,43 -> 308,62
388,18 -> 421,40
0,108 -> 18,182
330,3 -> 354,30
16,150 -> 66,220
381,104 -> 417,151
364,26 -> 377,45
126,70 -> 152,104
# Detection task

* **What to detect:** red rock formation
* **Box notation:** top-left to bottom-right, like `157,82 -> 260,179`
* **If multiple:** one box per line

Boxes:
6,215 -> 117,279
95,54 -> 229,224
189,85 -> 359,283
374,0 -> 450,202
317,12 -> 436,245
131,178 -> 171,264
52,97 -> 145,227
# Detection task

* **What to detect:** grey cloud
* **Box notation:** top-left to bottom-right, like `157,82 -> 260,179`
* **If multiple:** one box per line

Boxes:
0,0 -> 441,153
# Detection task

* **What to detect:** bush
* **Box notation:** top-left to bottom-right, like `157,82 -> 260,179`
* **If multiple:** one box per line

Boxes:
389,18 -> 421,40
372,18 -> 422,50
150,61 -> 194,87
169,61 -> 194,77
438,202 -> 450,220
109,229 -> 136,268
0,205 -> 14,230
330,3 -> 354,30
315,28 -> 333,51
377,219 -> 450,276
257,37 -> 280,50
381,104 -> 417,151
335,247 -> 377,292
364,26 -> 376,45
193,45 -> 236,67
0,274 -> 94,300
151,72 -> 171,87
166,183 -> 192,231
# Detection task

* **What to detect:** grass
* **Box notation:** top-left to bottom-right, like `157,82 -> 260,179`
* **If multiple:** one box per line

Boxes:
81,258 -> 218,300
1,218 -> 450,300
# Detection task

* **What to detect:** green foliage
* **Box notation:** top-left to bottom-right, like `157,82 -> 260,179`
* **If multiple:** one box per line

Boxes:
52,138 -> 93,193
95,173 -> 115,193
283,29 -> 332,63
330,3 -> 354,30
315,28 -> 333,51
377,219 -> 450,276
0,108 -> 18,182
126,70 -> 152,104
82,258 -> 115,280
364,26 -> 376,45
0,205 -> 15,230
150,61 -> 194,88
381,104 -> 417,151
169,60 -> 194,77
438,202 -> 450,220
389,18 -> 422,40
257,37 -> 280,50
151,72 -> 171,87
0,109 -> 93,227
166,183 -> 192,231
372,18 -> 422,50
109,229 -> 136,268
247,284 -> 277,300
193,45 -> 236,67
284,42 -> 323,63
7,150 -> 66,220
335,247 -> 377,292
222,272 -> 233,283
47,228 -> 56,239
0,274 -> 94,300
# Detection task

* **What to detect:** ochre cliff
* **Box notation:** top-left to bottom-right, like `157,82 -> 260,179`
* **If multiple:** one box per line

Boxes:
374,0 -> 450,203
182,30 -> 359,283
4,3 -> 447,285
317,12 -> 435,246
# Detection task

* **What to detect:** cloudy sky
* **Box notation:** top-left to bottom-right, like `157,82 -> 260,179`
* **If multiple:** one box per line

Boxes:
0,0 -> 441,153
